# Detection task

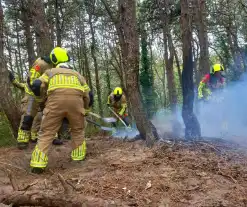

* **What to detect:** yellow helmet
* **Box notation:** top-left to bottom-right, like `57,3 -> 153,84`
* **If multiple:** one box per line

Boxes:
56,63 -> 73,69
50,47 -> 70,65
212,64 -> 224,74
113,87 -> 123,96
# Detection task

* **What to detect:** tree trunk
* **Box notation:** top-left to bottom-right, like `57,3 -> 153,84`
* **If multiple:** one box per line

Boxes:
21,0 -> 35,68
159,0 -> 177,112
173,45 -> 182,86
225,25 -> 242,79
0,0 -> 21,137
195,0 -> 210,76
140,27 -> 154,118
15,16 -> 24,81
55,0 -> 62,46
104,49 -> 111,93
81,22 -> 92,89
181,0 -> 201,139
87,3 -> 103,116
29,0 -> 52,56
167,33 -> 177,112
118,0 -> 158,146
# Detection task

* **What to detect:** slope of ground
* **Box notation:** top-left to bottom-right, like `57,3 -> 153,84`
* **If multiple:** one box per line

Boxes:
1,136 -> 247,206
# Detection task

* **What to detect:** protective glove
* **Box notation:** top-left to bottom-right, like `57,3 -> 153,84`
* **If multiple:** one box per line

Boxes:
118,111 -> 124,116
85,108 -> 91,116
8,70 -> 15,82
89,91 -> 94,107
107,103 -> 111,107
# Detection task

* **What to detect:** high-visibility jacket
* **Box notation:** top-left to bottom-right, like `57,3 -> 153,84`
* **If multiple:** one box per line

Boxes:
25,57 -> 53,97
107,92 -> 128,116
38,67 -> 90,109
198,73 -> 225,100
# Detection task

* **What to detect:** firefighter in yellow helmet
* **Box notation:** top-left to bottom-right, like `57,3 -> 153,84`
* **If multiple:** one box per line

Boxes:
30,63 -> 90,173
198,63 -> 225,101
16,47 -> 70,149
107,87 -> 130,127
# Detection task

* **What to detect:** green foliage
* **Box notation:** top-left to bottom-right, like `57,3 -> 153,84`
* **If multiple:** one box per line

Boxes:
0,114 -> 16,147
139,29 -> 156,118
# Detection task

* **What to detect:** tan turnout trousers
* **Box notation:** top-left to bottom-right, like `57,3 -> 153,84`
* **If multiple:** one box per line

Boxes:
37,89 -> 85,154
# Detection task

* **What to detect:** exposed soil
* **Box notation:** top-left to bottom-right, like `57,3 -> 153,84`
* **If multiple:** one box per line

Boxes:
1,136 -> 247,206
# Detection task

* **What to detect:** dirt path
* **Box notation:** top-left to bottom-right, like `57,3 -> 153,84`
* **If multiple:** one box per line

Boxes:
1,136 -> 247,206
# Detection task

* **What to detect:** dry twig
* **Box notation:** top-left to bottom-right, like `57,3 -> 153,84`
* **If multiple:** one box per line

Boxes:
57,173 -> 73,194
217,163 -> 237,183
5,169 -> 18,191
19,180 -> 39,191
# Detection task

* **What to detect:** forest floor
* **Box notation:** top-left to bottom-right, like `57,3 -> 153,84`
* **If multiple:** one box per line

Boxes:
1,134 -> 247,207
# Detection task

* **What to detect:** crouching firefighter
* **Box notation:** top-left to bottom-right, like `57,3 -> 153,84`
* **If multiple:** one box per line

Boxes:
107,87 -> 131,128
198,63 -> 225,101
16,47 -> 70,149
30,63 -> 91,173
8,70 -> 63,145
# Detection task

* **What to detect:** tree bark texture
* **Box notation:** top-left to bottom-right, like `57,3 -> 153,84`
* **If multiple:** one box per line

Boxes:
28,0 -> 53,56
0,0 -> 21,137
159,0 -> 177,113
20,0 -> 35,68
87,6 -> 103,116
180,0 -> 201,139
195,0 -> 210,76
55,0 -> 62,47
118,0 -> 158,146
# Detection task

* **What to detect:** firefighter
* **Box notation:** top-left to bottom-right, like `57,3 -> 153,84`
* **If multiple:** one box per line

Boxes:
107,87 -> 130,127
198,63 -> 225,101
8,70 -> 63,145
30,63 -> 90,173
16,47 -> 70,149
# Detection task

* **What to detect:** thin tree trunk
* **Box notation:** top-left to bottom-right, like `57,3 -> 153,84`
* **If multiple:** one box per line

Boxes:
21,0 -> 35,68
159,0 -> 177,112
15,17 -> 24,81
55,0 -> 62,46
181,0 -> 201,139
81,22 -> 92,89
195,0 -> 210,76
104,49 -> 111,93
173,45 -> 182,86
88,13 -> 103,116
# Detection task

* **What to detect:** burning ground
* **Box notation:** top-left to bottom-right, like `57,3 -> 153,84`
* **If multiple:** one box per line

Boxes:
1,136 -> 247,206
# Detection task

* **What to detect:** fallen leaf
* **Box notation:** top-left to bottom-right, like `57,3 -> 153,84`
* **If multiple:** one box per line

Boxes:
145,180 -> 152,190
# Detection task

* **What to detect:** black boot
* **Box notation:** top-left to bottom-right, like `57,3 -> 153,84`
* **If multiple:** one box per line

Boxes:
17,142 -> 28,150
31,167 -> 44,174
52,138 -> 63,145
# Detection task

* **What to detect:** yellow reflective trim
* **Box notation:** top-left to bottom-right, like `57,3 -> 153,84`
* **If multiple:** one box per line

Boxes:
47,74 -> 85,93
71,141 -> 86,161
30,68 -> 41,84
40,74 -> 49,83
30,146 -> 48,168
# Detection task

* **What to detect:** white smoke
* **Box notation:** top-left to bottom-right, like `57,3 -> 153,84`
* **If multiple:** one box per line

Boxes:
151,72 -> 247,145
